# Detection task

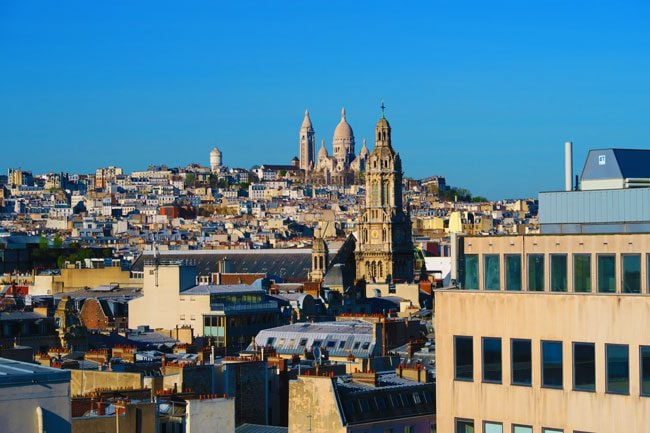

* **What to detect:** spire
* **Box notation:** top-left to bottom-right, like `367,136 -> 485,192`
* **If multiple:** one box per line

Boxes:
301,109 -> 313,130
341,107 -> 346,120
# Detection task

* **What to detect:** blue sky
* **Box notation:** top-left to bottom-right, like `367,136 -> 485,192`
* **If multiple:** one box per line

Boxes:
1,1 -> 649,199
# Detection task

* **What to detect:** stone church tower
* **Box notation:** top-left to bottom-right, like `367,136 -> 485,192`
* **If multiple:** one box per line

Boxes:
309,237 -> 329,282
299,110 -> 315,171
355,110 -> 414,283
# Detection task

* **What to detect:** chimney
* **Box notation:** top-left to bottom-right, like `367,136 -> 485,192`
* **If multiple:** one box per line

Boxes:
565,141 -> 573,192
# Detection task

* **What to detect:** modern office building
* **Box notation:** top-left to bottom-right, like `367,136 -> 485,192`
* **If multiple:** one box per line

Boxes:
436,147 -> 650,432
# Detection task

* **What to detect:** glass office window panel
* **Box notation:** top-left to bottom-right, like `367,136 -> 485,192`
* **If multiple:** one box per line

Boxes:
484,255 -> 500,290
506,254 -> 522,291
483,338 -> 502,383
598,255 -> 616,293
550,254 -> 567,292
455,336 -> 473,381
513,426 -> 533,433
511,339 -> 532,386
573,343 -> 595,391
606,344 -> 629,394
455,419 -> 474,433
484,422 -> 503,433
464,255 -> 479,290
542,341 -> 563,388
641,346 -> 650,396
622,254 -> 641,293
573,254 -> 591,292
528,254 -> 545,291
542,429 -> 563,433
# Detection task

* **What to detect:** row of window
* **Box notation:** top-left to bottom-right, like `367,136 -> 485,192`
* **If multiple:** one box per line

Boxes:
264,336 -> 371,351
463,253 -> 647,293
454,336 -> 650,395
456,419 -> 592,433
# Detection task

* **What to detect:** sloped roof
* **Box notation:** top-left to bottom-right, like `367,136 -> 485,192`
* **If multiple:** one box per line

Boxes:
132,249 -> 312,282
334,373 -> 435,425
581,148 -> 650,181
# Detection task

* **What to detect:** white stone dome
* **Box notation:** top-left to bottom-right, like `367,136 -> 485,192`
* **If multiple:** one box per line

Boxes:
333,108 -> 354,140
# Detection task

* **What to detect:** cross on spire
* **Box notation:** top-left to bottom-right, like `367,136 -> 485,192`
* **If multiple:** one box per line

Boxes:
380,100 -> 386,118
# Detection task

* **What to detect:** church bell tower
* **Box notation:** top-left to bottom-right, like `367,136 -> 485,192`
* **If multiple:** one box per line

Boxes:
355,104 -> 414,283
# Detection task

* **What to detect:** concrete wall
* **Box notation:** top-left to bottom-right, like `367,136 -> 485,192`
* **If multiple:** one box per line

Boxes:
186,398 -> 235,433
0,380 -> 71,433
288,376 -> 346,433
61,267 -> 138,290
128,264 -> 210,331
435,290 -> 650,433
365,282 -> 420,307
71,370 -> 142,396
72,401 -> 156,433
463,233 -> 650,292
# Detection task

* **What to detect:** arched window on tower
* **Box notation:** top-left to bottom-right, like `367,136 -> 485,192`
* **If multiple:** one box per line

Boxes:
372,182 -> 380,206
378,261 -> 383,279
371,261 -> 377,278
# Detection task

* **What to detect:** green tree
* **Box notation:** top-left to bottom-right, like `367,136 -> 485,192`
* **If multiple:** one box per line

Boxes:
184,173 -> 196,188
38,235 -> 49,249
53,235 -> 63,248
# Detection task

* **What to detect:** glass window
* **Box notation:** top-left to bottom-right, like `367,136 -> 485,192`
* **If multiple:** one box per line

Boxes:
542,429 -> 563,433
484,422 -> 503,433
464,254 -> 479,290
622,254 -> 641,293
542,341 -> 563,388
506,254 -> 522,291
513,426 -> 532,433
483,337 -> 502,383
550,254 -> 567,292
573,343 -> 595,392
512,339 -> 532,386
484,255 -> 500,290
528,254 -> 545,291
606,344 -> 629,394
640,346 -> 650,396
456,419 -> 474,433
598,254 -> 616,293
455,336 -> 473,381
573,254 -> 591,292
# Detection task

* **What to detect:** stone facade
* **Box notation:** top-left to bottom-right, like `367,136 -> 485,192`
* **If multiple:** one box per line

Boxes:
299,110 -> 315,172
355,114 -> 414,283
302,108 -> 369,185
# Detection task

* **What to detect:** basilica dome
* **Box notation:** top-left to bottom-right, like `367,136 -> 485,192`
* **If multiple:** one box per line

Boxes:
333,108 -> 354,141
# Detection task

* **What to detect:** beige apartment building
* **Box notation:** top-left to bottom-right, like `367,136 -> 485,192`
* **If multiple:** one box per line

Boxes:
436,233 -> 650,433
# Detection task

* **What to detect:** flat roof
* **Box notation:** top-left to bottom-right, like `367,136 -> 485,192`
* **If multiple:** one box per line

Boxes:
0,357 -> 70,386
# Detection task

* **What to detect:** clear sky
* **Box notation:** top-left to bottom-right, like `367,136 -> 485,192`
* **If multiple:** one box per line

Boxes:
1,1 -> 649,199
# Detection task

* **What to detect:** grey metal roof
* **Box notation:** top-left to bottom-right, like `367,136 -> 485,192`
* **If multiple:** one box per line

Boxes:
334,373 -> 435,425
132,249 -> 312,282
0,357 -> 70,386
253,320 -> 378,358
182,284 -> 265,295
0,311 -> 47,321
235,424 -> 288,433
581,148 -> 650,181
